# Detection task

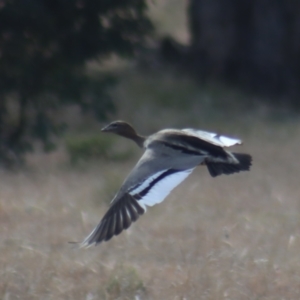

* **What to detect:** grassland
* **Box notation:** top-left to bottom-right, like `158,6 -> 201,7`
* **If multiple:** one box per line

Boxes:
1,66 -> 300,299
1,1 -> 300,299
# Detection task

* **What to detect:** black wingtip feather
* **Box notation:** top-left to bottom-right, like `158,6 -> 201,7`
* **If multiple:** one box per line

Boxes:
121,206 -> 132,230
207,152 -> 252,177
99,220 -> 109,241
81,194 -> 145,247
115,211 -> 123,236
105,214 -> 116,241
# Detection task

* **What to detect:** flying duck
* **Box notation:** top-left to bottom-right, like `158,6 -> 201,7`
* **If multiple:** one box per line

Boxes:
80,121 -> 252,247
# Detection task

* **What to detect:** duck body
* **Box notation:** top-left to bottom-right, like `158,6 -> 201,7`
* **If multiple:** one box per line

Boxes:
81,121 -> 252,247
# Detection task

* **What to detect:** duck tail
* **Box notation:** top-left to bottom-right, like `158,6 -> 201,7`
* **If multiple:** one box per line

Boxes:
206,153 -> 252,177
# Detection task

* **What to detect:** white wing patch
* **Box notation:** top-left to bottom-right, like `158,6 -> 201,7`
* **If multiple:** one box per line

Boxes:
218,135 -> 241,147
129,170 -> 166,195
182,128 -> 242,147
129,168 -> 194,208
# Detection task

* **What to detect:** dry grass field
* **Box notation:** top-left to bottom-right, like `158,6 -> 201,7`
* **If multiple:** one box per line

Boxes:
1,67 -> 300,300
2,2 -> 300,299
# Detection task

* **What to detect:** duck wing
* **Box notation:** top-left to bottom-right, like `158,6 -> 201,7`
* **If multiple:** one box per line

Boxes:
149,130 -> 252,178
80,149 -> 195,247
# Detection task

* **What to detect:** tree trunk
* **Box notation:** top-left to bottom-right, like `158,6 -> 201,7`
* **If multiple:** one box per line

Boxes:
8,93 -> 27,150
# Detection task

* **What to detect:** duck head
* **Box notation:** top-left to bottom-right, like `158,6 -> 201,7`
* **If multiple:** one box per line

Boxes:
101,120 -> 138,138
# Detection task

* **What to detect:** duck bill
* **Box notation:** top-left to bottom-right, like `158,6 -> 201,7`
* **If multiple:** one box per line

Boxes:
101,125 -> 110,132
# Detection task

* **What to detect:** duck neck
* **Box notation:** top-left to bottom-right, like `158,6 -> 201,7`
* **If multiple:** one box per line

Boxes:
131,134 -> 145,148
118,124 -> 146,148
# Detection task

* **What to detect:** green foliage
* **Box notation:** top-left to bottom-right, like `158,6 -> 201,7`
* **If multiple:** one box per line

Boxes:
66,134 -> 113,164
65,134 -> 134,164
0,0 -> 152,167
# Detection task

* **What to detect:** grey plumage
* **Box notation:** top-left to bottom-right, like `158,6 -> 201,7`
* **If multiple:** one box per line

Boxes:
80,121 -> 252,247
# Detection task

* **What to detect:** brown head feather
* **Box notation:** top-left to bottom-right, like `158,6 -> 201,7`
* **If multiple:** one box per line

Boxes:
101,120 -> 145,148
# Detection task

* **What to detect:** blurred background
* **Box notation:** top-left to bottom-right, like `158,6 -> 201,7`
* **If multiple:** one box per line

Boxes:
1,1 -> 300,299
